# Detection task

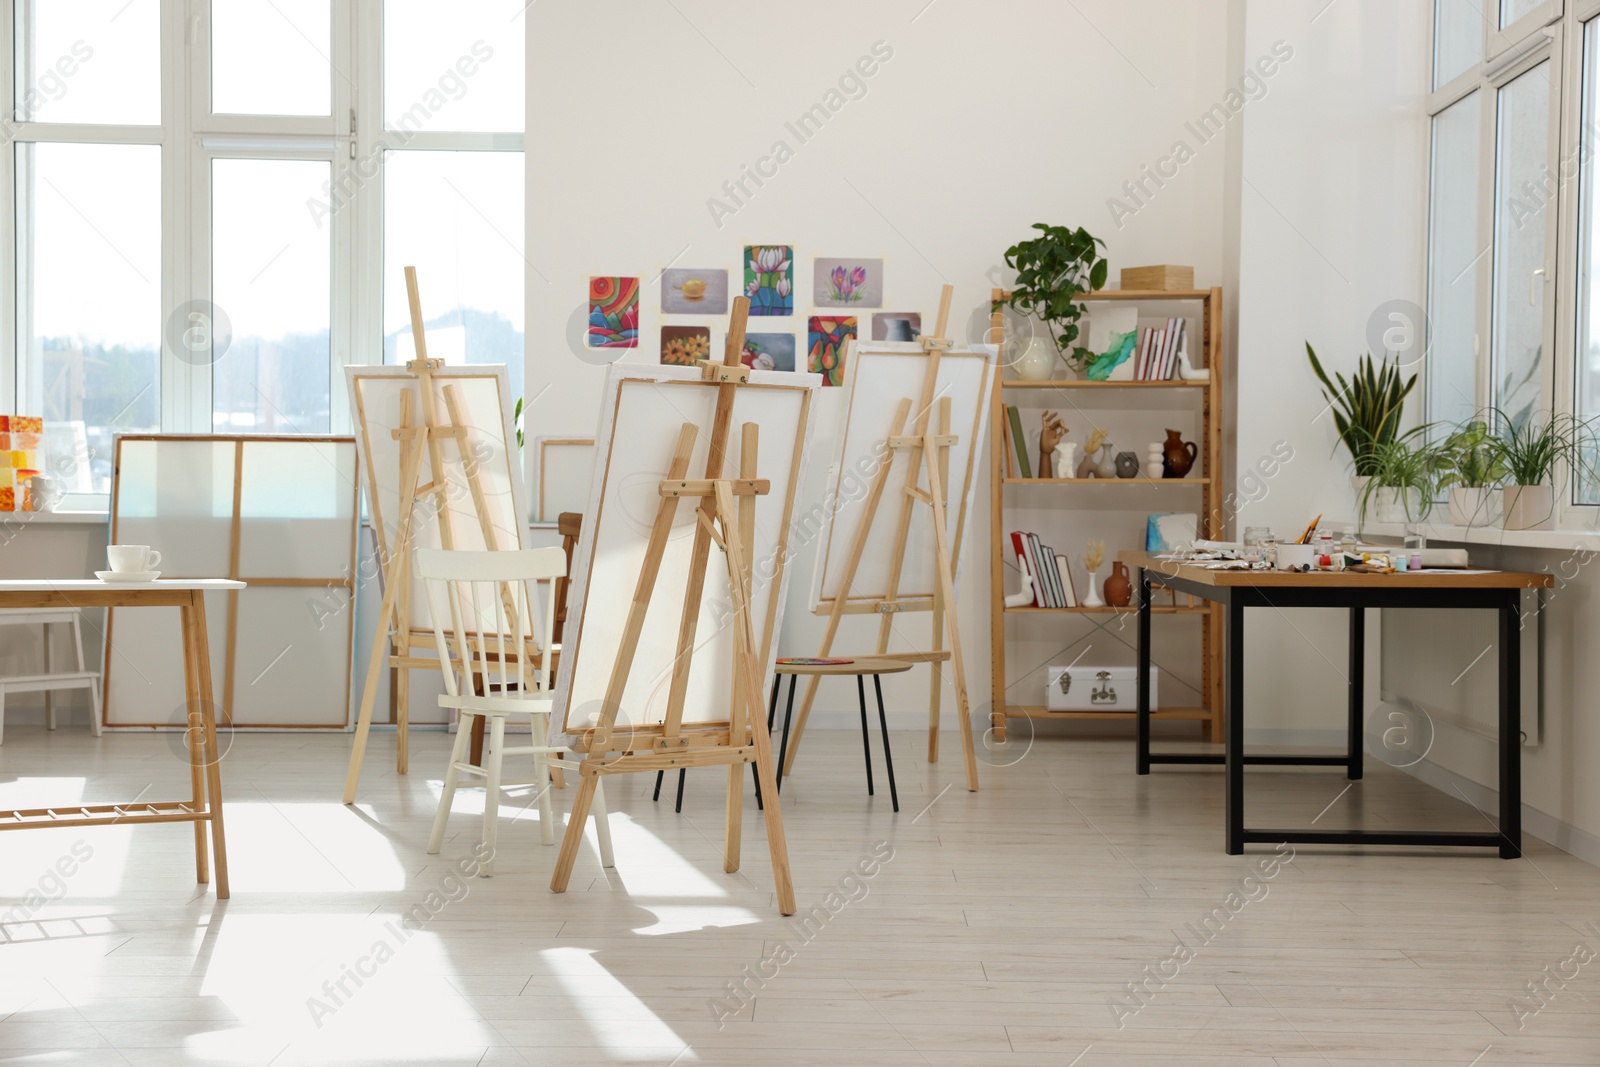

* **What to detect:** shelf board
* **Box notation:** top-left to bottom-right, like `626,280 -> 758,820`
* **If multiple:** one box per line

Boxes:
1005,604 -> 1209,615
1001,379 -> 1207,389
1002,477 -> 1208,486
1003,704 -> 1212,721
995,289 -> 1212,303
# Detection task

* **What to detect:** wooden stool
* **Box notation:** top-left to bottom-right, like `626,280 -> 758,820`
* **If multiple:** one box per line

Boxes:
0,608 -> 102,743
653,657 -> 911,813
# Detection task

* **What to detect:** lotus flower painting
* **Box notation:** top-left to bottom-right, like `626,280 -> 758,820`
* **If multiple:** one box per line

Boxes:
588,276 -> 639,348
743,245 -> 793,316
660,325 -> 711,366
808,316 -> 856,387
813,257 -> 883,308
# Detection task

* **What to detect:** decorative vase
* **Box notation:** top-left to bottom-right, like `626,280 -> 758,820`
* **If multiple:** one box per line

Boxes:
1093,444 -> 1118,479
1502,484 -> 1555,531
1075,447 -> 1097,480
1013,336 -> 1056,381
1448,486 -> 1501,527
1081,571 -> 1104,608
1115,451 -> 1140,478
1161,429 -> 1197,479
1103,561 -> 1132,607
1054,442 -> 1078,482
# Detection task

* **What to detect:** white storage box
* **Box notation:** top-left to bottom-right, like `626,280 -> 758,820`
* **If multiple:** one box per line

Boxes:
1045,665 -> 1156,711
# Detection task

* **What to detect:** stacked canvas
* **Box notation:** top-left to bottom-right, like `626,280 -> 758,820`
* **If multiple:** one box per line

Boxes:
1008,530 -> 1076,608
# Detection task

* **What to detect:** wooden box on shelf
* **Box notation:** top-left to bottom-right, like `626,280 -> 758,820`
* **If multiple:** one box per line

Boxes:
1119,265 -> 1195,291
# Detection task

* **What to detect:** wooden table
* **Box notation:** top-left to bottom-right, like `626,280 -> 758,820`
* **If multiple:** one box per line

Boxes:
0,579 -> 243,897
1121,553 -> 1551,858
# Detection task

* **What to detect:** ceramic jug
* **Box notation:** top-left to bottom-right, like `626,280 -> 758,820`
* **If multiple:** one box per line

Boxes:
1102,561 -> 1132,607
1093,444 -> 1118,479
1162,429 -> 1198,479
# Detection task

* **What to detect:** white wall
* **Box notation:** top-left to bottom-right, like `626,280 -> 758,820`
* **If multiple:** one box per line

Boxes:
527,0 -> 1232,731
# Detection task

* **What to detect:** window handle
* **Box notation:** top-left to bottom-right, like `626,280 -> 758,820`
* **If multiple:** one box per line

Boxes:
1531,268 -> 1546,306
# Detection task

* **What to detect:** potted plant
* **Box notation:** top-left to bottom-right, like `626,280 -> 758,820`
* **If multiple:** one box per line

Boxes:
1354,429 -> 1436,526
1435,420 -> 1505,526
994,224 -> 1110,377
1305,345 -> 1417,492
1488,410 -> 1597,531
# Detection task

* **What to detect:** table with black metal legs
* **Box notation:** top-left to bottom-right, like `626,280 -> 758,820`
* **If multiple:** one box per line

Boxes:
1123,552 -> 1550,858
653,657 -> 910,813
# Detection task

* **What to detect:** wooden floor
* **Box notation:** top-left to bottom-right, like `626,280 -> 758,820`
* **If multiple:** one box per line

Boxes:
2,722 -> 1599,1066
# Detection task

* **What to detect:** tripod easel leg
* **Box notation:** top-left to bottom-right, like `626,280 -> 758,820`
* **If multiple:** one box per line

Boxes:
550,765 -> 599,893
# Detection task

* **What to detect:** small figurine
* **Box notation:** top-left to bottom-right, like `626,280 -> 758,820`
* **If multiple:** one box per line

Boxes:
1038,410 -> 1067,479
1077,427 -> 1109,479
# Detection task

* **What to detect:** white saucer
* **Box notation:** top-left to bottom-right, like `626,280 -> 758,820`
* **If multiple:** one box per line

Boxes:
96,570 -> 161,583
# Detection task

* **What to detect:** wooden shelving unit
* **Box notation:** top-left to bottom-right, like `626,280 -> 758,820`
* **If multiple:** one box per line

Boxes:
988,287 -> 1225,741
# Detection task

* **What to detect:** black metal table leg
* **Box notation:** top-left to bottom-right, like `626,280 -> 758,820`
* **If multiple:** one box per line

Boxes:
1137,566 -> 1152,775
1348,606 -> 1364,781
1225,599 -> 1245,855
775,675 -> 799,795
857,674 -> 874,795
874,674 -> 899,813
1499,594 -> 1523,859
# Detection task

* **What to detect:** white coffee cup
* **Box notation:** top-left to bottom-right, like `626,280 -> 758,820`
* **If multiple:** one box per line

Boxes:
107,545 -> 161,573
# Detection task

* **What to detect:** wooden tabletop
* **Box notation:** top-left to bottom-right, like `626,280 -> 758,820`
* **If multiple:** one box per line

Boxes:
1119,552 -> 1552,589
774,657 -> 914,676
0,579 -> 247,591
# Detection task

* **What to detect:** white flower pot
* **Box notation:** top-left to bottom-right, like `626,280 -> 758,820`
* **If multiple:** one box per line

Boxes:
1373,487 -> 1424,524
1502,484 -> 1555,531
1012,336 -> 1056,381
1448,486 -> 1501,527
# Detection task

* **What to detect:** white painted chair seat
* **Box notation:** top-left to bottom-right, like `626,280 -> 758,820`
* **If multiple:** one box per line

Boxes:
416,547 -> 614,877
0,608 -> 102,745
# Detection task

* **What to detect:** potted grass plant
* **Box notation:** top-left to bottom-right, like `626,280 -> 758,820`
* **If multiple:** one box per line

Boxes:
1354,429 -> 1437,526
1305,345 -> 1418,491
1435,420 -> 1505,527
1489,410 -> 1597,531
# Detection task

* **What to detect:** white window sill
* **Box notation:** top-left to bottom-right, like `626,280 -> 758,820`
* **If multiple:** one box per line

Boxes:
0,510 -> 109,526
1355,519 -> 1600,552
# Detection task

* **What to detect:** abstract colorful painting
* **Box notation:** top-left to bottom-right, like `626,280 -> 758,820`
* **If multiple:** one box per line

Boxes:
744,245 -> 793,316
737,332 -> 796,372
588,276 -> 639,348
814,257 -> 883,308
661,268 -> 729,315
661,325 -> 711,366
808,316 -> 856,386
872,312 -> 921,341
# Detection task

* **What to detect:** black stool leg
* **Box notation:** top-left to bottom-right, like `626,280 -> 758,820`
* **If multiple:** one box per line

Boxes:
674,768 -> 686,813
756,673 -> 779,810
857,673 -> 874,795
775,675 -> 798,795
874,674 -> 899,813
653,771 -> 664,802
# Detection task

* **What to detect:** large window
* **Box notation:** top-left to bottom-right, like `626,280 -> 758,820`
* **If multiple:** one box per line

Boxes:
2,1 -> 527,499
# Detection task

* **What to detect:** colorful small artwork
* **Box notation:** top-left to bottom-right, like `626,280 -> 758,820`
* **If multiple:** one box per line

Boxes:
814,257 -> 883,308
588,276 -> 639,348
10,417 -> 42,433
737,332 -> 796,372
872,312 -> 921,341
661,268 -> 729,315
744,245 -> 793,316
661,325 -> 711,367
808,316 -> 857,386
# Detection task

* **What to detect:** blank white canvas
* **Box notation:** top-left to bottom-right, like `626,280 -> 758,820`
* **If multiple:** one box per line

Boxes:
535,437 -> 595,522
809,342 -> 996,609
555,363 -> 820,741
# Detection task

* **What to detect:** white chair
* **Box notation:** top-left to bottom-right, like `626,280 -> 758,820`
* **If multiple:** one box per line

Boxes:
416,547 -> 613,877
0,609 -> 102,745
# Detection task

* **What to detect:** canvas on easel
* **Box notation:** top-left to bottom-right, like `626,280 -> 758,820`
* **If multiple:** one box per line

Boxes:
342,266 -> 528,803
782,285 -> 997,791
550,296 -> 819,915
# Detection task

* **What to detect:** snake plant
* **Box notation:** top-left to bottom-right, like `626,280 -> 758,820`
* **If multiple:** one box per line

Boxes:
1305,344 -> 1417,478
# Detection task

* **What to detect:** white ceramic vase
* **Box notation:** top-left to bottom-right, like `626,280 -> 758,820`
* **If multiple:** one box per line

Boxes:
1013,336 -> 1056,381
1448,486 -> 1501,527
1081,571 -> 1104,608
1502,484 -> 1555,531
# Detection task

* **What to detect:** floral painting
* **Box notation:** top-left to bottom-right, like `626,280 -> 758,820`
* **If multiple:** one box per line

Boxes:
813,257 -> 882,308
744,245 -> 793,316
661,268 -> 729,315
737,332 -> 796,372
661,325 -> 711,366
588,276 -> 639,348
808,316 -> 856,386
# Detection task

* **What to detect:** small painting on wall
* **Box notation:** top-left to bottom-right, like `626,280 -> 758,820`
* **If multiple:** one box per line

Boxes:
744,245 -> 793,316
661,325 -> 711,366
588,276 -> 639,348
814,257 -> 883,308
661,268 -> 729,315
808,316 -> 857,386
737,332 -> 796,372
871,312 -> 921,341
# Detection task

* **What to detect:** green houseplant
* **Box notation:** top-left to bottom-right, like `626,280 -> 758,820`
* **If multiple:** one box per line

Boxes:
1354,429 -> 1436,527
1435,420 -> 1505,527
1488,410 -> 1597,531
1305,345 -> 1418,481
994,224 -> 1109,375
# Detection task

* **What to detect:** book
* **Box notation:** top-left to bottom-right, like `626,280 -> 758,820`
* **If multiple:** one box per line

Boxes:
1022,533 -> 1049,606
1162,319 -> 1185,380
1001,407 -> 1017,477
1010,531 -> 1040,607
1039,541 -> 1065,608
1030,533 -> 1060,607
1055,552 -> 1078,607
1007,405 -> 1032,479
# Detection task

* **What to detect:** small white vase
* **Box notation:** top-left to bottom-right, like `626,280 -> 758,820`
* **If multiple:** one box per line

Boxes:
1448,486 -> 1501,527
1081,571 -> 1104,608
1502,484 -> 1555,531
1012,336 -> 1056,381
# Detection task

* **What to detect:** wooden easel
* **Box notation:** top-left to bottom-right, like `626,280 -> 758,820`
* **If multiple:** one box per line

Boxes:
342,266 -> 520,804
549,297 -> 797,916
783,285 -> 981,792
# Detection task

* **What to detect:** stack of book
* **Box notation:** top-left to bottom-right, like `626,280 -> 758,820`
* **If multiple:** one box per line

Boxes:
1008,530 -> 1077,608
1134,317 -> 1186,381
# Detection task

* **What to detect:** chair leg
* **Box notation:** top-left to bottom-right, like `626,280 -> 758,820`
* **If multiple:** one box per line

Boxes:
481,715 -> 506,876
592,776 -> 616,868
535,714 -> 556,847
427,711 -> 474,855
